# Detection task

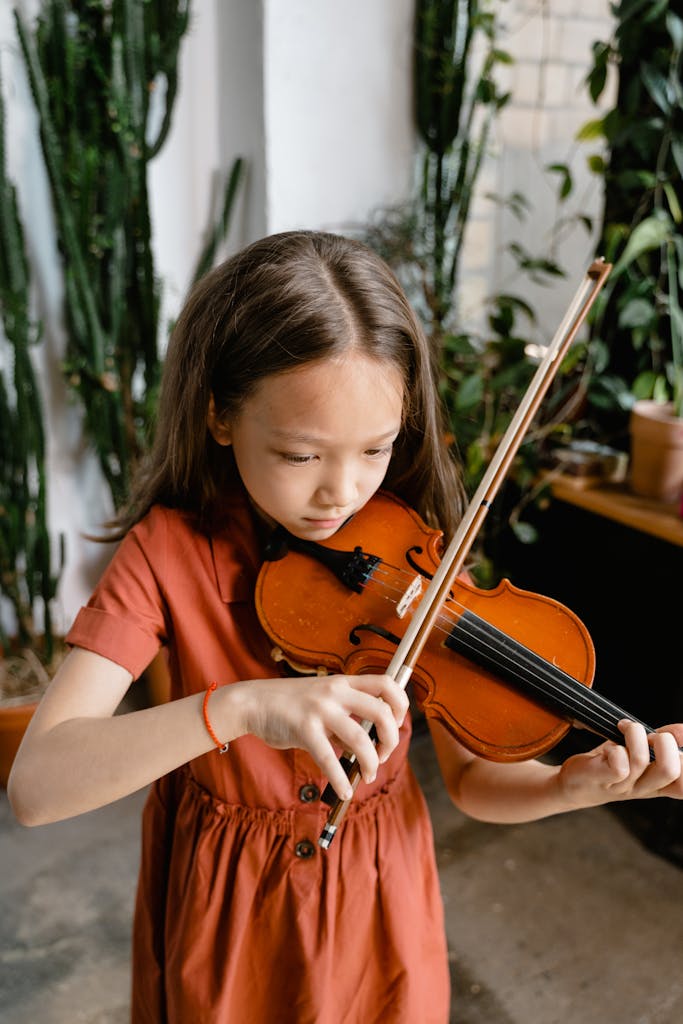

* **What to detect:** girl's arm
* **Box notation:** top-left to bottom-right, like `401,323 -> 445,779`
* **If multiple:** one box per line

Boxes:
429,717 -> 683,824
8,646 -> 408,826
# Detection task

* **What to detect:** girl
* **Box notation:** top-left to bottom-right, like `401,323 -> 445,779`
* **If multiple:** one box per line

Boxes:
8,231 -> 683,1024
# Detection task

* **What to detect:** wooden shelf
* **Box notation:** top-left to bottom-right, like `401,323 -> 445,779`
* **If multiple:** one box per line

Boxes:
549,476 -> 683,548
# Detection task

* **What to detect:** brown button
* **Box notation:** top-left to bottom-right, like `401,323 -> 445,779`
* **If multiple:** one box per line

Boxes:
299,784 -> 320,803
295,839 -> 316,859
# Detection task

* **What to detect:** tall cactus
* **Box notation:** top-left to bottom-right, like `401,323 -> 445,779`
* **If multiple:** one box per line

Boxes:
14,0 -> 243,509
0,66 -> 62,660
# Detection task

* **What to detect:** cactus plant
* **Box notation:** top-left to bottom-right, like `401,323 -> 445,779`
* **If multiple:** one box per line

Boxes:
14,0 -> 243,509
0,63 -> 62,663
1,0 -> 242,669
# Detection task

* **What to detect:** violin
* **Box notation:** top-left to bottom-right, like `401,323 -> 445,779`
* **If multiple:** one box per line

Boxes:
256,490 -> 656,765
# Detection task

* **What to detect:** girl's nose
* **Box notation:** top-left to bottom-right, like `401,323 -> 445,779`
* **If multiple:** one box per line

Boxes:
316,464 -> 357,509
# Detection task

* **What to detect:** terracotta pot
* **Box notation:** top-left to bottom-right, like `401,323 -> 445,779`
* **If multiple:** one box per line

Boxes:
0,700 -> 38,788
629,400 -> 683,503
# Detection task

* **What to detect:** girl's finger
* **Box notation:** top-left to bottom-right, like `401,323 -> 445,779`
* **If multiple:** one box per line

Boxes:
337,688 -> 402,761
331,697 -> 403,777
645,730 -> 683,792
616,721 -> 682,795
617,720 -> 651,779
348,674 -> 409,725
305,735 -> 356,802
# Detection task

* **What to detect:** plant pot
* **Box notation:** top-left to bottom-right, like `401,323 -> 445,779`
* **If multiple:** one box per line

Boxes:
0,700 -> 38,788
0,641 -> 65,788
629,400 -> 683,503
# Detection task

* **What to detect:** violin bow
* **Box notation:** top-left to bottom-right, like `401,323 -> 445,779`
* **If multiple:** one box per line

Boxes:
319,258 -> 612,849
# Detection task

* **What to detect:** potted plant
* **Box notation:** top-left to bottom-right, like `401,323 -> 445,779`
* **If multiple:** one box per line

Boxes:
622,215 -> 683,503
0,67 -> 64,785
580,1 -> 683,503
5,1 -> 244,711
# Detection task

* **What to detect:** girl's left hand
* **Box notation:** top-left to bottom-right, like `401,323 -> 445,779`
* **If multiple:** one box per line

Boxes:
559,720 -> 683,808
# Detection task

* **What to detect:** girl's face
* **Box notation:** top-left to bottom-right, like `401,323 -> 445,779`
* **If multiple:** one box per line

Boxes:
209,352 -> 404,540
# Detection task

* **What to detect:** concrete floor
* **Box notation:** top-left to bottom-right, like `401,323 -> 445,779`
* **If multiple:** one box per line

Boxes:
2,729 -> 683,1024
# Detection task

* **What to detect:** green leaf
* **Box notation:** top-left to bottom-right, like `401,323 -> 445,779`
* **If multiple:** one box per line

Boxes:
671,138 -> 683,180
664,182 -> 682,225
590,338 -> 610,374
644,0 -> 673,25
588,62 -> 607,104
511,520 -> 538,545
653,374 -> 670,402
576,118 -> 605,141
615,169 -> 657,191
640,63 -> 672,114
632,370 -> 658,399
454,373 -> 484,411
612,214 -> 673,277
618,297 -> 656,329
546,162 -> 573,199
586,154 -> 606,175
667,11 -> 683,52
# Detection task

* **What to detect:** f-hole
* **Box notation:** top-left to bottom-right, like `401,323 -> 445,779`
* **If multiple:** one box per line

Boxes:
405,546 -> 433,581
349,623 -> 402,647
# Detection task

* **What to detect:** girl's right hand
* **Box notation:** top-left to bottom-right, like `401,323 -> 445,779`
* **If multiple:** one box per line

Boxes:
224,674 -> 409,800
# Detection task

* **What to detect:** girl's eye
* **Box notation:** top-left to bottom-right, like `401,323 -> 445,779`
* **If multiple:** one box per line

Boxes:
281,453 -> 316,465
365,444 -> 394,459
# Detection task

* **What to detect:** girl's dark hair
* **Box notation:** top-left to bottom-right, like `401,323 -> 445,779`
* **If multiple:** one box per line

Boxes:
111,230 -> 467,540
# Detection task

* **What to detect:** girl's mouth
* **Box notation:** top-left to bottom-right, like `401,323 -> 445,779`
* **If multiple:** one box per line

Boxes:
303,515 -> 349,530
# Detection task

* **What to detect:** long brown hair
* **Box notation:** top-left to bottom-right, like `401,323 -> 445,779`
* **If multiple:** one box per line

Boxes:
110,231 -> 467,540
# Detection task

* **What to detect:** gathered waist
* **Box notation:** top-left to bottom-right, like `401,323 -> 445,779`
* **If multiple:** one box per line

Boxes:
177,756 -> 413,835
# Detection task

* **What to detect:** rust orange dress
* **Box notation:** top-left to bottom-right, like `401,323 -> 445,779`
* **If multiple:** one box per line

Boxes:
66,482 -> 450,1023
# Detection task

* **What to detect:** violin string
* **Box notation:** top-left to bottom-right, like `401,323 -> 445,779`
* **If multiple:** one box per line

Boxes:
373,564 -> 630,736
363,563 -> 632,739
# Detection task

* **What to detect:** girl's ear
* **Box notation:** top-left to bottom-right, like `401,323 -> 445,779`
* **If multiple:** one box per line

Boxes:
207,395 -> 232,447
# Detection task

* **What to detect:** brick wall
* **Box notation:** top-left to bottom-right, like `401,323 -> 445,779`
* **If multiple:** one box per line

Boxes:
461,0 -> 615,340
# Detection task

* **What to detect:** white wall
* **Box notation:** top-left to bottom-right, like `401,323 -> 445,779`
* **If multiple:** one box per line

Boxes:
262,0 -> 415,233
1,0 -> 614,631
465,0 -> 615,340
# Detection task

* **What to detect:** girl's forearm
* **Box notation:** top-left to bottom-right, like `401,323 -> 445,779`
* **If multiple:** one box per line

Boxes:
435,717 -> 683,822
9,679 -> 250,826
448,757 -> 571,824
429,719 -> 575,824
15,700 -> 204,823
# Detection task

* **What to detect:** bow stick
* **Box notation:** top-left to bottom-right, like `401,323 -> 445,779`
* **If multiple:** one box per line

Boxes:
319,258 -> 612,849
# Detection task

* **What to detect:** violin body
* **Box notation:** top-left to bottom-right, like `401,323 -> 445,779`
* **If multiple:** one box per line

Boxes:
255,492 -> 600,763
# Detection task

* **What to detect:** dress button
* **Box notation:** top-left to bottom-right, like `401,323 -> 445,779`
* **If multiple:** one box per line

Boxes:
299,783 -> 320,803
295,839 -> 316,859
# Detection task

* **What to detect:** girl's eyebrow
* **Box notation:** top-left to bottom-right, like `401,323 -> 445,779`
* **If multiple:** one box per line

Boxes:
270,426 -> 401,444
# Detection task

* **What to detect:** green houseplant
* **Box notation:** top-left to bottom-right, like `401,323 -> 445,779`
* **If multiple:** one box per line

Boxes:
1,0 -> 244,737
14,0 -> 243,512
0,68 -> 64,784
363,0 -> 569,576
580,0 -> 683,502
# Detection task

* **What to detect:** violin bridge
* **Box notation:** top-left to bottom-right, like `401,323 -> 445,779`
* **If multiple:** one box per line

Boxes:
396,575 -> 423,619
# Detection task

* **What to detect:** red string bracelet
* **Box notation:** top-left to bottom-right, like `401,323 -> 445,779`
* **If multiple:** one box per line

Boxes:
203,682 -> 229,754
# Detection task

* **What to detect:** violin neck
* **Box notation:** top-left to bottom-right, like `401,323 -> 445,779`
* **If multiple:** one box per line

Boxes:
445,610 -> 656,747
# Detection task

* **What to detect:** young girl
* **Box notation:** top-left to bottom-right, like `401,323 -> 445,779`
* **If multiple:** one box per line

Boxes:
9,231 -> 683,1024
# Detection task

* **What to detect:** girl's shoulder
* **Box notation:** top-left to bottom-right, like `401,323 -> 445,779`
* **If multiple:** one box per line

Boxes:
126,495 -> 259,598
130,503 -> 204,546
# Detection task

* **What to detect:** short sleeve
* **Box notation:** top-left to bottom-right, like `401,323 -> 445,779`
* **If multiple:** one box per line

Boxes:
66,508 -> 170,679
